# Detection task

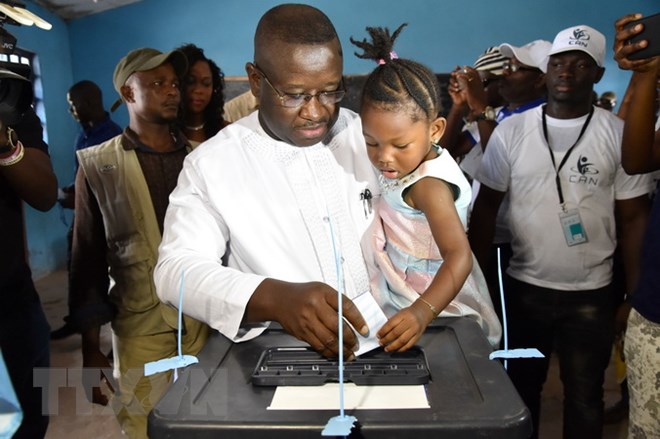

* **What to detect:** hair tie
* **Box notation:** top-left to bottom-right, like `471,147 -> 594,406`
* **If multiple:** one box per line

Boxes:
377,51 -> 399,65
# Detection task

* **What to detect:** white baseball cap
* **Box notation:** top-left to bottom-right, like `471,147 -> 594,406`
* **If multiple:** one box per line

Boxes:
548,25 -> 605,67
499,40 -> 552,73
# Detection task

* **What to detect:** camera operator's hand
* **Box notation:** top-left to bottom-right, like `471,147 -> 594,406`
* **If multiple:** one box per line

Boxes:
0,112 -> 58,211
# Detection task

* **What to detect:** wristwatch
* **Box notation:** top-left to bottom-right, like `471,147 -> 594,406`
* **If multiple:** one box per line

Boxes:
0,126 -> 18,154
476,106 -> 497,122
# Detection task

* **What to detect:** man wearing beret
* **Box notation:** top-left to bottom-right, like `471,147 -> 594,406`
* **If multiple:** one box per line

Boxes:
68,48 -> 209,439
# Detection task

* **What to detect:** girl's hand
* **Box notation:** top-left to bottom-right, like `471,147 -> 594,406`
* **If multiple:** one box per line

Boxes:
377,300 -> 434,352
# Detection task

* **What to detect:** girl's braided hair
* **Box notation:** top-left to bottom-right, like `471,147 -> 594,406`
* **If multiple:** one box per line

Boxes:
350,23 -> 441,121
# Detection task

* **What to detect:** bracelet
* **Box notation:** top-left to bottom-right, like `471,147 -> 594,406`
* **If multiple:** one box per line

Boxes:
0,140 -> 24,167
0,126 -> 18,154
417,297 -> 439,317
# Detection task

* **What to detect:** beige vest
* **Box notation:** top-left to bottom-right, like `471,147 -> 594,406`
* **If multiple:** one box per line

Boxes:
77,136 -> 193,337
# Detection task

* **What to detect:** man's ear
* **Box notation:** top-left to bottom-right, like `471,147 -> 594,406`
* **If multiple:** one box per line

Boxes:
593,67 -> 605,84
245,62 -> 262,99
430,116 -> 447,144
120,84 -> 134,104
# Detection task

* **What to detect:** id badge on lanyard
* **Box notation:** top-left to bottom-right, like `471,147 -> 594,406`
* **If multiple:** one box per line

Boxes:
559,207 -> 588,246
542,105 -> 594,248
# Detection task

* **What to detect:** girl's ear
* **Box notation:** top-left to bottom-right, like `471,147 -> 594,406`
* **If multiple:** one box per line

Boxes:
429,116 -> 447,144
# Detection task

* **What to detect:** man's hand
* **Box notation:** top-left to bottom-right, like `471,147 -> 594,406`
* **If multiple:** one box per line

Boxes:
377,300 -> 433,353
81,326 -> 114,406
82,348 -> 114,406
452,66 -> 489,117
614,14 -> 659,72
278,282 -> 368,359
448,67 -> 469,108
58,185 -> 75,209
614,300 -> 632,337
249,280 -> 368,359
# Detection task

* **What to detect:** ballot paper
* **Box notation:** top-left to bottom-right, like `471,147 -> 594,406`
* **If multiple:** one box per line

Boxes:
350,292 -> 388,356
268,383 -> 430,410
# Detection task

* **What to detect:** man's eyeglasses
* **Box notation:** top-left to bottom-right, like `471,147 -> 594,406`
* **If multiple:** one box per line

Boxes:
502,60 -> 538,73
253,64 -> 345,108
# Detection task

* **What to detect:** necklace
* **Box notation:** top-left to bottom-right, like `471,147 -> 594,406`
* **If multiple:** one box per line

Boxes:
378,172 -> 416,193
185,122 -> 205,131
378,144 -> 443,193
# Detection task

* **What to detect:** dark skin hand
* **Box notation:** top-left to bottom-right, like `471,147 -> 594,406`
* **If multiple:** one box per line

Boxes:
451,66 -> 489,115
81,327 -> 115,406
246,278 -> 369,360
0,120 -> 57,211
447,66 -> 470,111
442,66 -> 498,156
440,67 -> 473,158
455,66 -> 499,152
614,13 -> 660,174
613,14 -> 657,72
58,184 -> 75,209
377,299 -> 435,352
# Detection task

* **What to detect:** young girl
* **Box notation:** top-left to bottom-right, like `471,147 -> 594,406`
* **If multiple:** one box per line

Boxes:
351,24 -> 501,351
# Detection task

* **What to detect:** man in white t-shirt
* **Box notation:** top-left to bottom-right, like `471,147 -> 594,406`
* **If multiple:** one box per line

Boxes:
469,25 -> 652,439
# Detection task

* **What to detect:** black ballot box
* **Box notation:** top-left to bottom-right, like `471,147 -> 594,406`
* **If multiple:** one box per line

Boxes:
148,317 -> 532,439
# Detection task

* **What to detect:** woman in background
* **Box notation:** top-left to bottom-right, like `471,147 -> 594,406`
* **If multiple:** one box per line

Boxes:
176,43 -> 228,144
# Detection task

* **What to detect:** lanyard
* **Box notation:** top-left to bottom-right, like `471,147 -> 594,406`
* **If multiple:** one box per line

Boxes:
541,105 -> 594,209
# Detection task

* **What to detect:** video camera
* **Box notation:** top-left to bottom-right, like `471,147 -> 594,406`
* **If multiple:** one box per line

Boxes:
0,0 -> 51,124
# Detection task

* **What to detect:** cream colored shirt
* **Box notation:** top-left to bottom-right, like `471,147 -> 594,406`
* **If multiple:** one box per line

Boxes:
223,90 -> 259,123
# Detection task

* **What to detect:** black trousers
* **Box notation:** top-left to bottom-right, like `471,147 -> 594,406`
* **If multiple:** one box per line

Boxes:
505,276 -> 615,439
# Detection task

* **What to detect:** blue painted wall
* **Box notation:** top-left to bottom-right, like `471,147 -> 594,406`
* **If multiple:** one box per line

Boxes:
17,0 -> 659,277
67,0 -> 658,127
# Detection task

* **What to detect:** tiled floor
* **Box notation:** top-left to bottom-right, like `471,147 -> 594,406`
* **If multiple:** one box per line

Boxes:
35,270 -> 629,438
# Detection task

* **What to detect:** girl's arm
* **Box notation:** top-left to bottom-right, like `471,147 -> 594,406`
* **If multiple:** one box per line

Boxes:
408,176 -> 472,316
377,177 -> 472,352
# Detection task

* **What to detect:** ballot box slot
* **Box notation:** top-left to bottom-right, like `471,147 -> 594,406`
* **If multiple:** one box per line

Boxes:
251,346 -> 430,386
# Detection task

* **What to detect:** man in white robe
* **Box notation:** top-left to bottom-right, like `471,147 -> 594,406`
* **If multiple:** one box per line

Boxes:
154,4 -> 378,358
